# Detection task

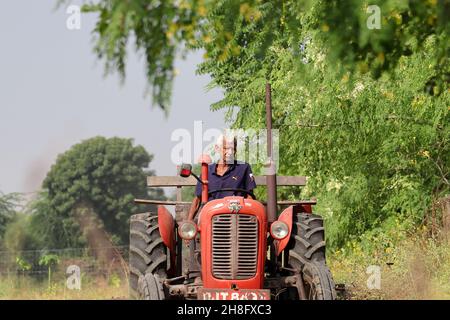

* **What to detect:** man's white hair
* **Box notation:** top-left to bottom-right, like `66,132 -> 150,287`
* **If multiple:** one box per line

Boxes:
216,133 -> 237,147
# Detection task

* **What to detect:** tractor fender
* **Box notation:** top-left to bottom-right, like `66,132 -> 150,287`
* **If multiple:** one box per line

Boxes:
273,205 -> 293,256
157,206 -> 176,271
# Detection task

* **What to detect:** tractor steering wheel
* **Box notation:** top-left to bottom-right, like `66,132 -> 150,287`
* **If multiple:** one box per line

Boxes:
208,188 -> 257,200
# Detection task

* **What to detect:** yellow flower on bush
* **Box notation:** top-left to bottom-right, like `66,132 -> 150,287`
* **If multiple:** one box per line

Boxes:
239,3 -> 262,22
419,150 -> 431,159
197,5 -> 207,17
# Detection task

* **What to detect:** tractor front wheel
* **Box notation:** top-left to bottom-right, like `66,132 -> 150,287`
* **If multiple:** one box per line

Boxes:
137,273 -> 165,300
301,261 -> 336,300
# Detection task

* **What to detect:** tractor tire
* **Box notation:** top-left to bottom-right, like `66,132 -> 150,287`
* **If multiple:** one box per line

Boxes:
285,212 -> 336,300
137,273 -> 165,300
129,213 -> 167,299
301,261 -> 336,300
288,212 -> 326,267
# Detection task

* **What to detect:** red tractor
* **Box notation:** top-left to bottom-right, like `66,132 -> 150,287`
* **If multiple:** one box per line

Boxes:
129,85 -> 336,300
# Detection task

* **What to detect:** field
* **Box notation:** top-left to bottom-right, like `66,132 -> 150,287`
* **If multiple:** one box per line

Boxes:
0,275 -> 128,300
0,246 -> 130,300
1,229 -> 449,300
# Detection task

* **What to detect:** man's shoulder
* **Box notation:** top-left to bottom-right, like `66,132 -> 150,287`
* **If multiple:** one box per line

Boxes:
212,160 -> 250,167
234,161 -> 253,172
235,160 -> 250,166
208,163 -> 216,169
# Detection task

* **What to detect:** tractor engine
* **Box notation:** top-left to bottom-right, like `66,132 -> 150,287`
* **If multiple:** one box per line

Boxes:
198,197 -> 267,291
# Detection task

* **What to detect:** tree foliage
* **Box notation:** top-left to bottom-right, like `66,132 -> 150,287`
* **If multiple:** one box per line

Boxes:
72,0 -> 449,110
0,192 -> 21,246
194,0 -> 449,247
76,0 -> 449,248
2,211 -> 42,253
31,136 -> 162,248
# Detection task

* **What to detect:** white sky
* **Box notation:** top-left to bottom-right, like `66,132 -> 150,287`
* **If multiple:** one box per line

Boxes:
0,1 -> 226,195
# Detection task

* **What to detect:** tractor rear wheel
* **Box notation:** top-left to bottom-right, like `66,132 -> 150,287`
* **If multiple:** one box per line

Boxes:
137,273 -> 165,300
289,212 -> 326,265
129,213 -> 167,299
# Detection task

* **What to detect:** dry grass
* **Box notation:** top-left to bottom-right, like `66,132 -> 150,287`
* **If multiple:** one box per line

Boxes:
0,275 -> 129,300
329,228 -> 450,300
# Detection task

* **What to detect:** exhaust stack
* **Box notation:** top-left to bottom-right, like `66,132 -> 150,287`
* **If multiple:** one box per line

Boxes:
265,83 -> 277,223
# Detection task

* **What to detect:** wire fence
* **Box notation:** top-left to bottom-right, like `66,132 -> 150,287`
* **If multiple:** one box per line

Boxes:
0,246 -> 129,280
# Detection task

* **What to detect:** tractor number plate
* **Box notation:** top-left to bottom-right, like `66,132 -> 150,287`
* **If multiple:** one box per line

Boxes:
198,288 -> 270,300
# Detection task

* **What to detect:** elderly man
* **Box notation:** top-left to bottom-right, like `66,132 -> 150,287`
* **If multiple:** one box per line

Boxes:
186,134 -> 257,221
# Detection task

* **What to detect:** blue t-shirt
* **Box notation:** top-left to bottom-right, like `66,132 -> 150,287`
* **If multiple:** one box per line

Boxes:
195,161 -> 257,201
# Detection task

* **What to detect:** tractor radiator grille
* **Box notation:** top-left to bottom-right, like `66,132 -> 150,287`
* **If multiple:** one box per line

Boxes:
211,214 -> 258,280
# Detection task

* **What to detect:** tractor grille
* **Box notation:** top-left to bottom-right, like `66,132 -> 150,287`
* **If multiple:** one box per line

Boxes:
211,214 -> 258,280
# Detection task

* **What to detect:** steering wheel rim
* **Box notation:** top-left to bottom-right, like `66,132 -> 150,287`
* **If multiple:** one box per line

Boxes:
208,188 -> 256,200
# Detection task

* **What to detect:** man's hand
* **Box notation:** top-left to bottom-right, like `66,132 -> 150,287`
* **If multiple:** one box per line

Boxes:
197,154 -> 212,164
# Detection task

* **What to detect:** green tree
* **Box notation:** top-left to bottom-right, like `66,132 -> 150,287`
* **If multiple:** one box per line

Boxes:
70,0 -> 449,248
3,213 -> 40,253
31,136 -> 163,248
60,0 -> 448,112
0,192 -> 22,248
193,1 -> 449,247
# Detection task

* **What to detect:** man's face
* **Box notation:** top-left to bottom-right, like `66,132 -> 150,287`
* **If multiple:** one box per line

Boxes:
217,140 -> 235,164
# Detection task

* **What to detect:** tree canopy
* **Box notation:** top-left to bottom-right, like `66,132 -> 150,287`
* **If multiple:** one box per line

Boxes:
30,136 -> 162,248
75,0 -> 449,109
74,0 -> 449,248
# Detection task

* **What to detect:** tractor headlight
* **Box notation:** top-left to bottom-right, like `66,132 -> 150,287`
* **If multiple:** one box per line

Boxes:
270,221 -> 289,240
178,221 -> 198,240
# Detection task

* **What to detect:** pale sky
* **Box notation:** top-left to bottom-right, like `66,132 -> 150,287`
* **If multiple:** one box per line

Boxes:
0,1 -> 226,195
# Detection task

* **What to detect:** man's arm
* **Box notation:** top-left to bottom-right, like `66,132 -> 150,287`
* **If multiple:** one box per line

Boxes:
187,196 -> 201,221
187,174 -> 203,221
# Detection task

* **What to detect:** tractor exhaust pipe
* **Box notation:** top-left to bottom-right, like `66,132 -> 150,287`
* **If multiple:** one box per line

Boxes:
265,83 -> 277,223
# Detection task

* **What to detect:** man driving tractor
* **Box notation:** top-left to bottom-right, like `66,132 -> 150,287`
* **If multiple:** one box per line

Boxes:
187,133 -> 257,221
130,85 -> 336,300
